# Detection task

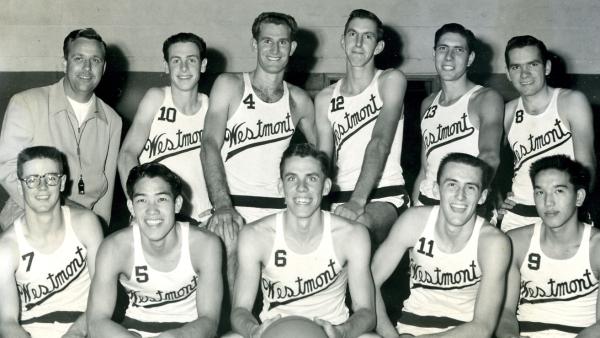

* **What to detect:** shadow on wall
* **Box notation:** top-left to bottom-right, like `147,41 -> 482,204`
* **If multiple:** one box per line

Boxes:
376,25 -> 404,70
286,28 -> 319,89
468,35 -> 494,86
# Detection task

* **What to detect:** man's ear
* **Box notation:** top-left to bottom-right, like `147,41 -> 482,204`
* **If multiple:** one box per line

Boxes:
576,188 -> 587,207
278,179 -> 284,197
175,195 -> 183,213
374,40 -> 385,56
127,199 -> 135,217
467,51 -> 475,67
433,182 -> 440,200
289,41 -> 297,56
251,38 -> 258,52
322,178 -> 332,196
478,189 -> 489,205
200,58 -> 208,73
60,175 -> 67,192
544,59 -> 552,76
163,60 -> 170,74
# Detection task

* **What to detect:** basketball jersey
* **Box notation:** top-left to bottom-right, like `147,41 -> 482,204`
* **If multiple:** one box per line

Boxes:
327,70 -> 405,192
517,222 -> 598,337
419,86 -> 481,199
508,88 -> 574,205
14,206 -> 90,338
397,206 -> 483,335
221,73 -> 294,222
138,87 -> 211,221
119,222 -> 198,337
260,211 -> 349,325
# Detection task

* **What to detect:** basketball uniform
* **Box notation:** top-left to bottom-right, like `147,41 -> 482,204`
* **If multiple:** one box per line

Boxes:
14,206 -> 90,338
138,87 -> 211,222
260,211 -> 349,325
517,222 -> 598,337
397,206 -> 483,335
418,86 -> 481,205
120,222 -> 198,337
503,88 -> 574,231
327,70 -> 408,210
222,73 -> 294,222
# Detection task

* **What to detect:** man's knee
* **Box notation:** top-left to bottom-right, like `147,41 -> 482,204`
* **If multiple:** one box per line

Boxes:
221,332 -> 243,338
359,333 -> 381,338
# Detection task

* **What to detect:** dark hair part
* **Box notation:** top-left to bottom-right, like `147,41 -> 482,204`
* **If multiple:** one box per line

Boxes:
504,35 -> 549,67
280,143 -> 331,178
434,23 -> 476,53
126,163 -> 182,199
529,155 -> 590,194
162,32 -> 207,62
344,9 -> 384,41
252,12 -> 298,41
17,146 -> 64,178
63,28 -> 107,59
437,153 -> 493,190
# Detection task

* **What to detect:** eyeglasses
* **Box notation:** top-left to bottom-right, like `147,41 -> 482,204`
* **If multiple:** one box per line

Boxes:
18,173 -> 63,189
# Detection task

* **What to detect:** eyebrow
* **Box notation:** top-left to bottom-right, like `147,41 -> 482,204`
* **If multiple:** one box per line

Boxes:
132,191 -> 173,197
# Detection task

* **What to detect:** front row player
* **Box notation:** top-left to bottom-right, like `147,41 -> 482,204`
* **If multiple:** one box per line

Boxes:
372,153 -> 511,337
87,163 -> 222,337
230,143 -> 377,338
497,155 -> 600,338
0,146 -> 103,338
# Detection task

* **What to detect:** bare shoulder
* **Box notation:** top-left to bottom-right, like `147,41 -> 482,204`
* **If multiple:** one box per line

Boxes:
212,72 -> 244,95
557,88 -> 592,116
479,223 -> 511,256
315,82 -> 336,105
379,68 -> 407,85
188,224 -> 221,251
330,213 -> 369,241
471,86 -> 503,106
420,92 -> 438,116
69,206 -> 103,234
240,214 -> 277,246
288,83 -> 312,108
589,226 -> 600,270
98,226 -> 133,258
558,88 -> 588,104
0,225 -> 19,265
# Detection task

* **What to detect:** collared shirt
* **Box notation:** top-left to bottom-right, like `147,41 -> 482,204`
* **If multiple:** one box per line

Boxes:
0,78 -> 122,226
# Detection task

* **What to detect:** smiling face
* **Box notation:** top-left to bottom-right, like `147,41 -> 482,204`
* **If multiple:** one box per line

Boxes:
506,45 -> 550,97
342,17 -> 384,67
165,41 -> 206,92
435,162 -> 487,227
63,37 -> 106,102
434,32 -> 474,82
279,155 -> 331,219
533,169 -> 584,230
253,22 -> 297,74
127,176 -> 183,242
20,158 -> 65,214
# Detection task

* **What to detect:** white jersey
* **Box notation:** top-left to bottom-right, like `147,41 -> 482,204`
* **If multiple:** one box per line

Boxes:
120,222 -> 198,337
508,88 -> 574,206
14,206 -> 90,338
260,211 -> 349,325
138,87 -> 211,221
327,70 -> 405,194
222,73 -> 294,222
517,222 -> 598,337
397,206 -> 483,335
419,86 -> 481,200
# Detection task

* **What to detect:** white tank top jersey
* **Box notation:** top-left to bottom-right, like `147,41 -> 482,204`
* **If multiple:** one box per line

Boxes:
419,86 -> 481,199
259,211 -> 349,325
508,88 -> 575,205
138,87 -> 211,221
119,222 -> 198,337
222,73 -> 294,222
397,206 -> 483,335
517,222 -> 598,337
14,206 -> 90,338
327,70 -> 405,192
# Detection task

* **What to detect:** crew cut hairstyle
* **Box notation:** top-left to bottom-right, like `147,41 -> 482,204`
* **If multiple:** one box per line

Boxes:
434,23 -> 476,53
529,155 -> 590,194
63,27 -> 107,59
280,143 -> 331,178
17,146 -> 65,179
126,163 -> 182,199
437,152 -> 493,190
344,9 -> 384,41
162,32 -> 207,61
252,12 -> 298,41
504,35 -> 549,67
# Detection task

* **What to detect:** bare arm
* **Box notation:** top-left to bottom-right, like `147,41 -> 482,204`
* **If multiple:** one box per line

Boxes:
372,208 -> 426,337
576,230 -> 600,338
0,233 -> 31,338
160,231 -> 223,338
422,228 -> 511,338
87,234 -> 138,338
315,86 -> 335,161
411,95 -> 436,204
336,70 -> 407,220
94,109 -> 122,225
290,86 -> 317,145
117,88 -> 164,192
471,88 -> 504,176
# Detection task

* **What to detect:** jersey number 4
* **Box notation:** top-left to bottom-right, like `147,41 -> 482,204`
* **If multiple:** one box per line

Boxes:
243,94 -> 256,109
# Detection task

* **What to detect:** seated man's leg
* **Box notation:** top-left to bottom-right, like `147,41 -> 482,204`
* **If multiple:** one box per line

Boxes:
221,332 -> 243,338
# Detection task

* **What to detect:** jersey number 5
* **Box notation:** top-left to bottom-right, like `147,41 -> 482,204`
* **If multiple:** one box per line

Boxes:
135,265 -> 149,283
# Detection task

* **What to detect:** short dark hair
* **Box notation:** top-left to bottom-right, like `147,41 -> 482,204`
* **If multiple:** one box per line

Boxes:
162,32 -> 207,62
437,153 -> 492,190
252,12 -> 298,41
63,28 -> 107,59
529,155 -> 590,194
126,163 -> 182,199
17,146 -> 64,178
280,143 -> 330,178
434,23 -> 476,53
344,9 -> 384,41
505,35 -> 549,67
